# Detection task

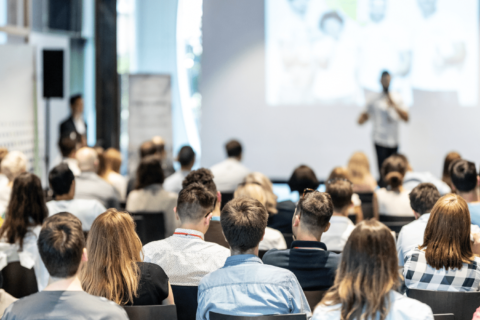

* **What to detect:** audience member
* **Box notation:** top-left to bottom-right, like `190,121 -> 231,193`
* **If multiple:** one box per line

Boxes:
442,151 -> 461,190
0,173 -> 49,291
211,139 -> 249,193
234,183 -> 287,250
58,136 -> 81,176
47,164 -> 106,231
263,190 -> 340,290
0,274 -> 16,315
450,159 -> 480,226
245,172 -> 278,214
143,183 -> 230,287
0,148 -> 9,188
347,151 -> 377,192
164,145 -> 196,193
82,209 -> 174,305
75,147 -> 120,209
0,151 -> 27,215
312,220 -> 433,320
374,154 -> 413,216
126,140 -> 157,196
327,167 -> 364,222
404,194 -> 480,291
197,197 -> 310,319
2,213 -> 128,320
126,155 -> 177,236
60,94 -> 87,146
100,148 -> 127,202
152,136 -> 175,178
322,179 -> 356,251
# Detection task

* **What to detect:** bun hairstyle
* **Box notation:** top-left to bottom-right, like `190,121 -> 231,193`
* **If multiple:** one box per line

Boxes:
381,155 -> 407,189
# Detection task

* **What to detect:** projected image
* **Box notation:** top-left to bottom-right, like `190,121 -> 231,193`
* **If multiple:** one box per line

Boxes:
265,0 -> 478,107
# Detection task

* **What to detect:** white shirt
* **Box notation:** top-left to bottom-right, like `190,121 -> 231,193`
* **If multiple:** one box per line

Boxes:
73,116 -> 86,135
365,92 -> 407,148
211,158 -> 250,193
62,158 -> 81,177
47,199 -> 106,231
143,228 -> 231,286
0,185 -> 11,217
321,216 -> 355,252
163,170 -> 191,194
403,171 -> 451,195
259,227 -> 287,251
0,226 -> 50,291
105,172 -> 128,202
0,175 -> 8,189
375,188 -> 413,217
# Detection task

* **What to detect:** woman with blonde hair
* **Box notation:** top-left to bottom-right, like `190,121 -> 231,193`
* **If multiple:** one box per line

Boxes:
244,172 -> 278,214
347,151 -> 377,192
81,209 -> 174,305
312,220 -> 433,320
100,148 -> 127,201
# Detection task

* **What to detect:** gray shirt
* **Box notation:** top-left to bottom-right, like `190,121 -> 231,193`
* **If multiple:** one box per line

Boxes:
74,172 -> 120,209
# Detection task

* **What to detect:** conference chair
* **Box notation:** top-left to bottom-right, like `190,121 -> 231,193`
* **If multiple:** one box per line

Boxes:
357,192 -> 374,219
433,315 -> 455,320
258,250 -> 268,259
1,261 -> 38,298
204,220 -> 229,248
171,285 -> 198,320
129,211 -> 165,245
220,193 -> 234,210
379,215 -> 415,234
407,289 -> 480,320
123,305 -> 177,320
210,313 -> 307,320
303,290 -> 327,310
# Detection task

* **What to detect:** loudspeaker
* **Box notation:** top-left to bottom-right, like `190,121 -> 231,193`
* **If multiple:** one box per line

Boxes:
42,50 -> 64,98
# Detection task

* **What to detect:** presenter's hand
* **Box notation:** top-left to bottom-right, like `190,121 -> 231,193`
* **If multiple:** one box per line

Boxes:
358,112 -> 369,125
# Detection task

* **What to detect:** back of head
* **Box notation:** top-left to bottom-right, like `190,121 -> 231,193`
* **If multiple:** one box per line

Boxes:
38,212 -> 85,278
58,136 -> 77,158
135,155 -> 164,189
221,197 -> 268,252
139,140 -> 156,159
182,168 -> 217,196
326,179 -> 353,212
49,163 -> 74,197
103,148 -> 122,174
347,152 -> 370,182
178,145 -> 196,167
296,191 -> 333,234
76,147 -> 98,172
323,220 -> 398,320
177,183 -> 216,222
327,167 -> 351,181
225,140 -> 242,158
70,94 -> 82,107
234,183 -> 268,207
443,151 -> 461,181
450,159 -> 477,193
409,183 -> 440,215
422,194 -> 472,270
244,172 -> 278,214
381,155 -> 407,189
0,151 -> 27,181
288,165 -> 319,193
82,209 -> 142,305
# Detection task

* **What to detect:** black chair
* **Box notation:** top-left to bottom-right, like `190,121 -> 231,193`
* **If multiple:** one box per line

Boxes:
123,305 -> 177,320
357,192 -> 374,220
258,250 -> 268,259
379,215 -> 415,234
1,261 -> 38,298
129,211 -> 165,245
282,234 -> 294,249
221,193 -> 234,210
303,290 -> 326,310
407,289 -> 480,320
171,285 -> 198,320
210,312 -> 307,320
434,315 -> 455,320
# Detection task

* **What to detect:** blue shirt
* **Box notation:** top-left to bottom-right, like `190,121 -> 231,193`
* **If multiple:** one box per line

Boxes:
196,254 -> 311,320
396,214 -> 430,267
469,203 -> 480,227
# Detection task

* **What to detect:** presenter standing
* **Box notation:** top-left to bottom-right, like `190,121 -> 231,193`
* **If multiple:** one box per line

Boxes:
358,71 -> 409,180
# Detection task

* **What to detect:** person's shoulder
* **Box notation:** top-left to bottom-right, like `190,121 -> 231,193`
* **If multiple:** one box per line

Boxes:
79,292 -> 129,319
202,241 -> 231,256
390,291 -> 433,319
138,261 -> 168,279
143,239 -> 169,253
311,302 -> 341,320
262,248 -> 288,264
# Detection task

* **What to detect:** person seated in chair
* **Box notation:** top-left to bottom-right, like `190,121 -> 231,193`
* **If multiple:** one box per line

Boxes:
164,145 -> 196,194
210,140 -> 249,193
450,159 -> 480,227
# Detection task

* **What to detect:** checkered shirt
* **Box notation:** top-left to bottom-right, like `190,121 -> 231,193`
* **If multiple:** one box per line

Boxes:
404,247 -> 480,292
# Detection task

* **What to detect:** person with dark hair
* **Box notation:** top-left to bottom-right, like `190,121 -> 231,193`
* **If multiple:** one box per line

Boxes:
47,163 -> 106,231
58,136 -> 81,176
0,173 -> 50,290
288,165 -> 320,193
143,183 -> 230,287
263,190 -> 340,290
197,197 -> 310,319
211,139 -> 249,193
2,213 -> 128,320
100,148 -> 128,201
164,145 -> 196,193
59,94 -> 87,146
126,155 -> 178,236
450,159 -> 480,226
442,151 -> 461,190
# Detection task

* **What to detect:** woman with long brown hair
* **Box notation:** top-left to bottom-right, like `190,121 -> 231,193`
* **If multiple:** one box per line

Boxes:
312,220 -> 433,320
81,209 -> 174,305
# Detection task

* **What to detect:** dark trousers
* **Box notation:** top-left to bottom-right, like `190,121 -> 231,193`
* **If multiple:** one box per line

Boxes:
375,143 -> 398,186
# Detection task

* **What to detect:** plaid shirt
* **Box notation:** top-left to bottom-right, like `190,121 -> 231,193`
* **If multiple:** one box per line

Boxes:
404,247 -> 480,292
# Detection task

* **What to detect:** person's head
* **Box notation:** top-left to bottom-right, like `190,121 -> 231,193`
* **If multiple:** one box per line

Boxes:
322,220 -> 399,320
225,140 -> 242,159
38,212 -> 86,279
139,140 -> 156,159
328,166 -> 351,181
176,183 -> 216,232
450,159 -> 478,194
182,168 -> 219,208
319,11 -> 344,39
417,0 -> 437,18
0,173 -> 48,249
381,154 -> 407,189
409,183 -> 440,218
76,147 -> 99,173
81,209 -> 142,305
325,179 -> 353,214
178,145 -> 196,170
70,94 -> 84,117
442,151 -> 461,183
288,165 -> 319,193
58,136 -> 77,158
380,70 -> 391,92
369,0 -> 387,22
244,172 -> 278,215
234,183 -> 268,207
135,155 -> 164,190
103,148 -> 122,175
221,197 -> 268,254
0,151 -> 27,182
293,191 -> 333,240
347,151 -> 372,183
0,148 -> 8,167
49,163 -> 75,199
152,136 -> 167,159
421,194 -> 472,270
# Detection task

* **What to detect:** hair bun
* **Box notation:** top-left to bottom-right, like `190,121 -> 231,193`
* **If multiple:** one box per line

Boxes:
385,172 -> 403,189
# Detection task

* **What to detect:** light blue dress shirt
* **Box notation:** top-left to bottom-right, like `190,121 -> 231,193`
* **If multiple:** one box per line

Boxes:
196,254 -> 311,320
396,214 -> 430,267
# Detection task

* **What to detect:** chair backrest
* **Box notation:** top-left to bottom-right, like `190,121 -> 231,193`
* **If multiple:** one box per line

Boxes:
204,220 -> 229,249
221,193 -> 234,210
129,211 -> 165,245
282,234 -> 294,249
433,314 -> 455,320
1,261 -> 38,298
123,305 -> 177,320
379,215 -> 415,233
357,192 -> 374,220
210,312 -> 307,320
407,289 -> 480,320
303,290 -> 327,310
171,285 -> 198,320
258,250 -> 268,259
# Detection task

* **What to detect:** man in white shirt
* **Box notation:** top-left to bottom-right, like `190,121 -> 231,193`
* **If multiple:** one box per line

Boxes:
47,163 -> 106,231
358,71 -> 409,178
211,140 -> 249,193
164,145 -> 196,193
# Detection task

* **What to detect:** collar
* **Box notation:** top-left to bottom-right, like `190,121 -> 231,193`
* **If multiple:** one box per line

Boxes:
224,254 -> 262,267
418,213 -> 431,222
291,240 -> 326,251
211,216 -> 220,222
173,228 -> 204,240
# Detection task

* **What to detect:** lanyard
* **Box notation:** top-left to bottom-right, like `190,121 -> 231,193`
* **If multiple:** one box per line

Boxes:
174,232 -> 203,240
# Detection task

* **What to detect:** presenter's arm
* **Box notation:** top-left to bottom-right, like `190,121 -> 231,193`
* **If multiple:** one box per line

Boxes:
358,112 -> 369,125
387,95 -> 409,122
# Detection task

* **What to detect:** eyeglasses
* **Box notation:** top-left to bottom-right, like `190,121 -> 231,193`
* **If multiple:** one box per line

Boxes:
301,188 -> 316,199
325,178 -> 353,186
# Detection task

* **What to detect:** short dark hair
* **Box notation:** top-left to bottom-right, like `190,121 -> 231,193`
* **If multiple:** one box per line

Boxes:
177,183 -> 216,222
135,155 -> 164,189
182,168 -> 217,196
381,70 -> 390,77
38,212 -> 85,278
409,183 -> 440,215
450,159 -> 477,192
296,192 -> 333,232
288,165 -> 319,193
319,11 -> 344,30
178,146 -> 195,167
221,197 -> 268,252
381,155 -> 407,189
326,180 -> 353,211
139,141 -> 157,159
225,140 -> 242,158
70,94 -> 82,107
49,163 -> 75,196
58,136 -> 77,157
